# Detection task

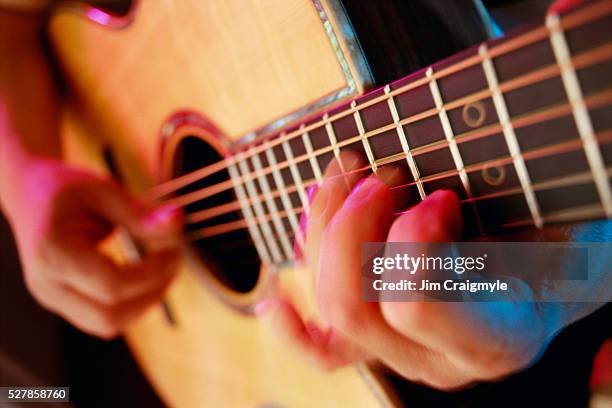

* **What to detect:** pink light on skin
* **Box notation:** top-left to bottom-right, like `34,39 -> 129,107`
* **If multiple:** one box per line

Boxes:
86,8 -> 111,26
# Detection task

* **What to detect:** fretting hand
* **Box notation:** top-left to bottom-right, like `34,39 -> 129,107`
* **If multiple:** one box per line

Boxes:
256,151 -> 607,389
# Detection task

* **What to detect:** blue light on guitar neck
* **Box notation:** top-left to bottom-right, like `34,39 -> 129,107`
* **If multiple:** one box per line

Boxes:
475,0 -> 505,39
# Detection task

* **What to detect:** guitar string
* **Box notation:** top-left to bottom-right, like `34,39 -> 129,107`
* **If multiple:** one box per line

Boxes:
183,87 -> 612,225
187,171 -> 611,244
186,129 -> 612,241
148,2 -> 611,201
160,42 -> 612,212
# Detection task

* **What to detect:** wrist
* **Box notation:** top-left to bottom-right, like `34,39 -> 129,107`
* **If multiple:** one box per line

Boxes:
0,155 -> 55,223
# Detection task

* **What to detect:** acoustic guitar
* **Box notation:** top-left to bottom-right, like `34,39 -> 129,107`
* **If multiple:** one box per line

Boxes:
47,0 -> 611,406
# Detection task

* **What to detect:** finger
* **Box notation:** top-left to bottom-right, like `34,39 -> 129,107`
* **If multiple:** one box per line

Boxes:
255,298 -> 367,370
30,271 -> 170,339
294,183 -> 318,264
317,176 -> 395,325
317,177 -> 454,386
305,152 -> 366,264
381,190 -> 519,378
316,174 -> 393,330
316,179 -> 471,388
79,180 -> 183,243
301,151 -> 367,310
52,244 -> 178,307
388,190 -> 462,242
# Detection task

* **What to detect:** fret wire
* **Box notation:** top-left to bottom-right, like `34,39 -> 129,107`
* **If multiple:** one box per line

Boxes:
547,13 -> 612,218
351,100 -> 378,173
385,85 -> 426,200
250,151 -> 293,259
227,157 -> 271,264
426,67 -> 485,233
301,124 -> 324,185
236,153 -> 284,263
264,139 -> 305,254
282,137 -> 311,214
323,113 -> 345,172
426,67 -> 471,193
479,43 -> 544,228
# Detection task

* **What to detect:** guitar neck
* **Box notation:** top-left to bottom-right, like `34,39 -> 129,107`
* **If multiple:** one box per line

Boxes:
218,0 -> 612,265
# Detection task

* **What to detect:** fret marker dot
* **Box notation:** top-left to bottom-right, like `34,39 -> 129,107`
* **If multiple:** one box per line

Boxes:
482,163 -> 506,186
462,101 -> 486,128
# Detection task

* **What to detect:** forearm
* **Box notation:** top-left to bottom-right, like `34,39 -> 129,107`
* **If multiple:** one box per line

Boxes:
0,8 -> 61,218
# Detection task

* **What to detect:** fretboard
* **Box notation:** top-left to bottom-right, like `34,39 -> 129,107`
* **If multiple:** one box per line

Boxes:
194,0 -> 612,266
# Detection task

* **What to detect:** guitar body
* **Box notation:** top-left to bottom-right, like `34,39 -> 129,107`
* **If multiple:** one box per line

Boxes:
48,0 -> 395,406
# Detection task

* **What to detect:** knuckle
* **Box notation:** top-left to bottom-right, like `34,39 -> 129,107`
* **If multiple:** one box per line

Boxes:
404,358 -> 468,391
95,282 -> 123,306
92,310 -> 121,339
465,342 -> 528,379
319,298 -> 361,334
22,270 -> 53,308
22,269 -> 42,296
381,301 -> 427,333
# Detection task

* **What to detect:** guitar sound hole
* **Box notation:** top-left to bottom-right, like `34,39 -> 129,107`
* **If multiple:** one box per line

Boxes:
172,136 -> 261,293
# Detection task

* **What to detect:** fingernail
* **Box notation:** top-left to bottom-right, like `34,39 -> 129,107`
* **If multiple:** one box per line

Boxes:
293,238 -> 304,264
429,189 -> 459,204
293,210 -> 307,262
254,299 -> 275,316
341,153 -> 362,170
307,183 -> 319,204
144,204 -> 182,229
351,177 -> 383,200
377,166 -> 401,186
310,184 -> 333,223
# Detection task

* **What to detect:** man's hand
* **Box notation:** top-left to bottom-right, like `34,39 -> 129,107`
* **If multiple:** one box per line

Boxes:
256,152 -> 603,389
7,158 -> 182,339
1,8 -> 182,339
